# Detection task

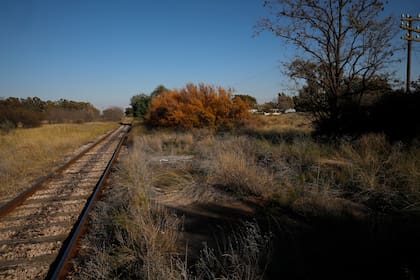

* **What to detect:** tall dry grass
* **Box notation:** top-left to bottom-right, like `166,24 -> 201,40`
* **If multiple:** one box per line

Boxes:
249,131 -> 420,214
71,133 -> 272,279
336,134 -> 420,211
70,137 -> 187,279
195,222 -> 271,280
120,133 -> 273,278
71,117 -> 420,279
129,120 -> 420,214
197,136 -> 275,197
0,122 -> 118,201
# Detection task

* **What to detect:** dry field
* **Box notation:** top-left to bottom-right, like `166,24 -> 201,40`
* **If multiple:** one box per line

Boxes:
70,114 -> 420,280
0,122 -> 118,202
247,112 -> 313,133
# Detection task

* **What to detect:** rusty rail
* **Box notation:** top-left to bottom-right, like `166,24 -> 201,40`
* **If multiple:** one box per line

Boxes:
46,125 -> 130,280
0,127 -> 118,219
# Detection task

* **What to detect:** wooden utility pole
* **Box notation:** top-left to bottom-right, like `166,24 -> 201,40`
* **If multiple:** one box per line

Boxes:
401,14 -> 420,93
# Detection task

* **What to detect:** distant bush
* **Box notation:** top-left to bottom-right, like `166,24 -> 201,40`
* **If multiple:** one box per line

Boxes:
145,83 -> 251,130
101,107 -> 124,122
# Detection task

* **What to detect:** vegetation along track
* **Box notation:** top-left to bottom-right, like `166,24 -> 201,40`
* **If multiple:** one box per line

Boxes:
0,124 -> 130,279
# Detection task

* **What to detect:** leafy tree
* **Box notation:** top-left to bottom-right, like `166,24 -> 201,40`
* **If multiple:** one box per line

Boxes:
233,94 -> 257,108
145,83 -> 250,130
257,0 -> 398,129
130,94 -> 151,119
125,107 -> 133,117
151,85 -> 169,99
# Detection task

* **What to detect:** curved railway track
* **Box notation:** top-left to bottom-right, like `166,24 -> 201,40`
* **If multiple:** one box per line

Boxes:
0,124 -> 130,279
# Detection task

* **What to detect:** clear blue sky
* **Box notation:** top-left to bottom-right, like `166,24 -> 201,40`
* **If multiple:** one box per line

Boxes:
0,0 -> 419,110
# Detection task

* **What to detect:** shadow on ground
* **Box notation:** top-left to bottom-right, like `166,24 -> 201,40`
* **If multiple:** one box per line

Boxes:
166,199 -> 259,263
167,199 -> 420,280
264,209 -> 420,280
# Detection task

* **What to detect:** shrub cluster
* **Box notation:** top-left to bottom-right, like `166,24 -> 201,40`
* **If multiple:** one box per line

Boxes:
145,83 -> 251,130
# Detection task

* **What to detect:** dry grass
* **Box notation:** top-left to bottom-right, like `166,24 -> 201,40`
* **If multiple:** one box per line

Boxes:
113,137 -> 189,279
335,135 -> 420,210
0,122 -> 118,201
202,136 -> 275,197
118,132 -> 274,278
70,138 -> 187,279
128,117 -> 420,215
245,113 -> 313,134
195,222 -> 271,280
71,115 -> 420,279
71,131 -> 272,279
138,133 -> 194,155
239,113 -> 313,146
251,131 -> 420,214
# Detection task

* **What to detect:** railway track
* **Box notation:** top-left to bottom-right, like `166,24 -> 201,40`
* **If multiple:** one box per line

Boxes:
0,124 -> 130,279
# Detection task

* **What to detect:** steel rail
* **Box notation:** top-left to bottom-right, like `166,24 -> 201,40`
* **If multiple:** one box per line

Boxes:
0,127 -> 119,219
46,125 -> 130,280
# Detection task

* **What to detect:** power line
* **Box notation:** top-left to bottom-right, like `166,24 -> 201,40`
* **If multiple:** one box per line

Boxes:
400,13 -> 420,93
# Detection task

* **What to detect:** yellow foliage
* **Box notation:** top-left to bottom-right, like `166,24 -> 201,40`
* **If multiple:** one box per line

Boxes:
145,83 -> 250,130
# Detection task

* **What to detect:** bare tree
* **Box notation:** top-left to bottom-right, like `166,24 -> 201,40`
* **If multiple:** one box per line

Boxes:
256,0 -> 398,124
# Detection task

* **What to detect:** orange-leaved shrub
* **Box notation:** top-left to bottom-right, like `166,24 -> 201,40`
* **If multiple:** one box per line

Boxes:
145,83 -> 251,130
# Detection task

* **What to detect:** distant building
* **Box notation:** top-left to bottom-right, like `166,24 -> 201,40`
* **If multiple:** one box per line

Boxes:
270,109 -> 281,115
284,108 -> 296,114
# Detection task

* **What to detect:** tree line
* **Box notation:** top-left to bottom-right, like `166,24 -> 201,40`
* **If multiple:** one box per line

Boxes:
0,97 -> 123,132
